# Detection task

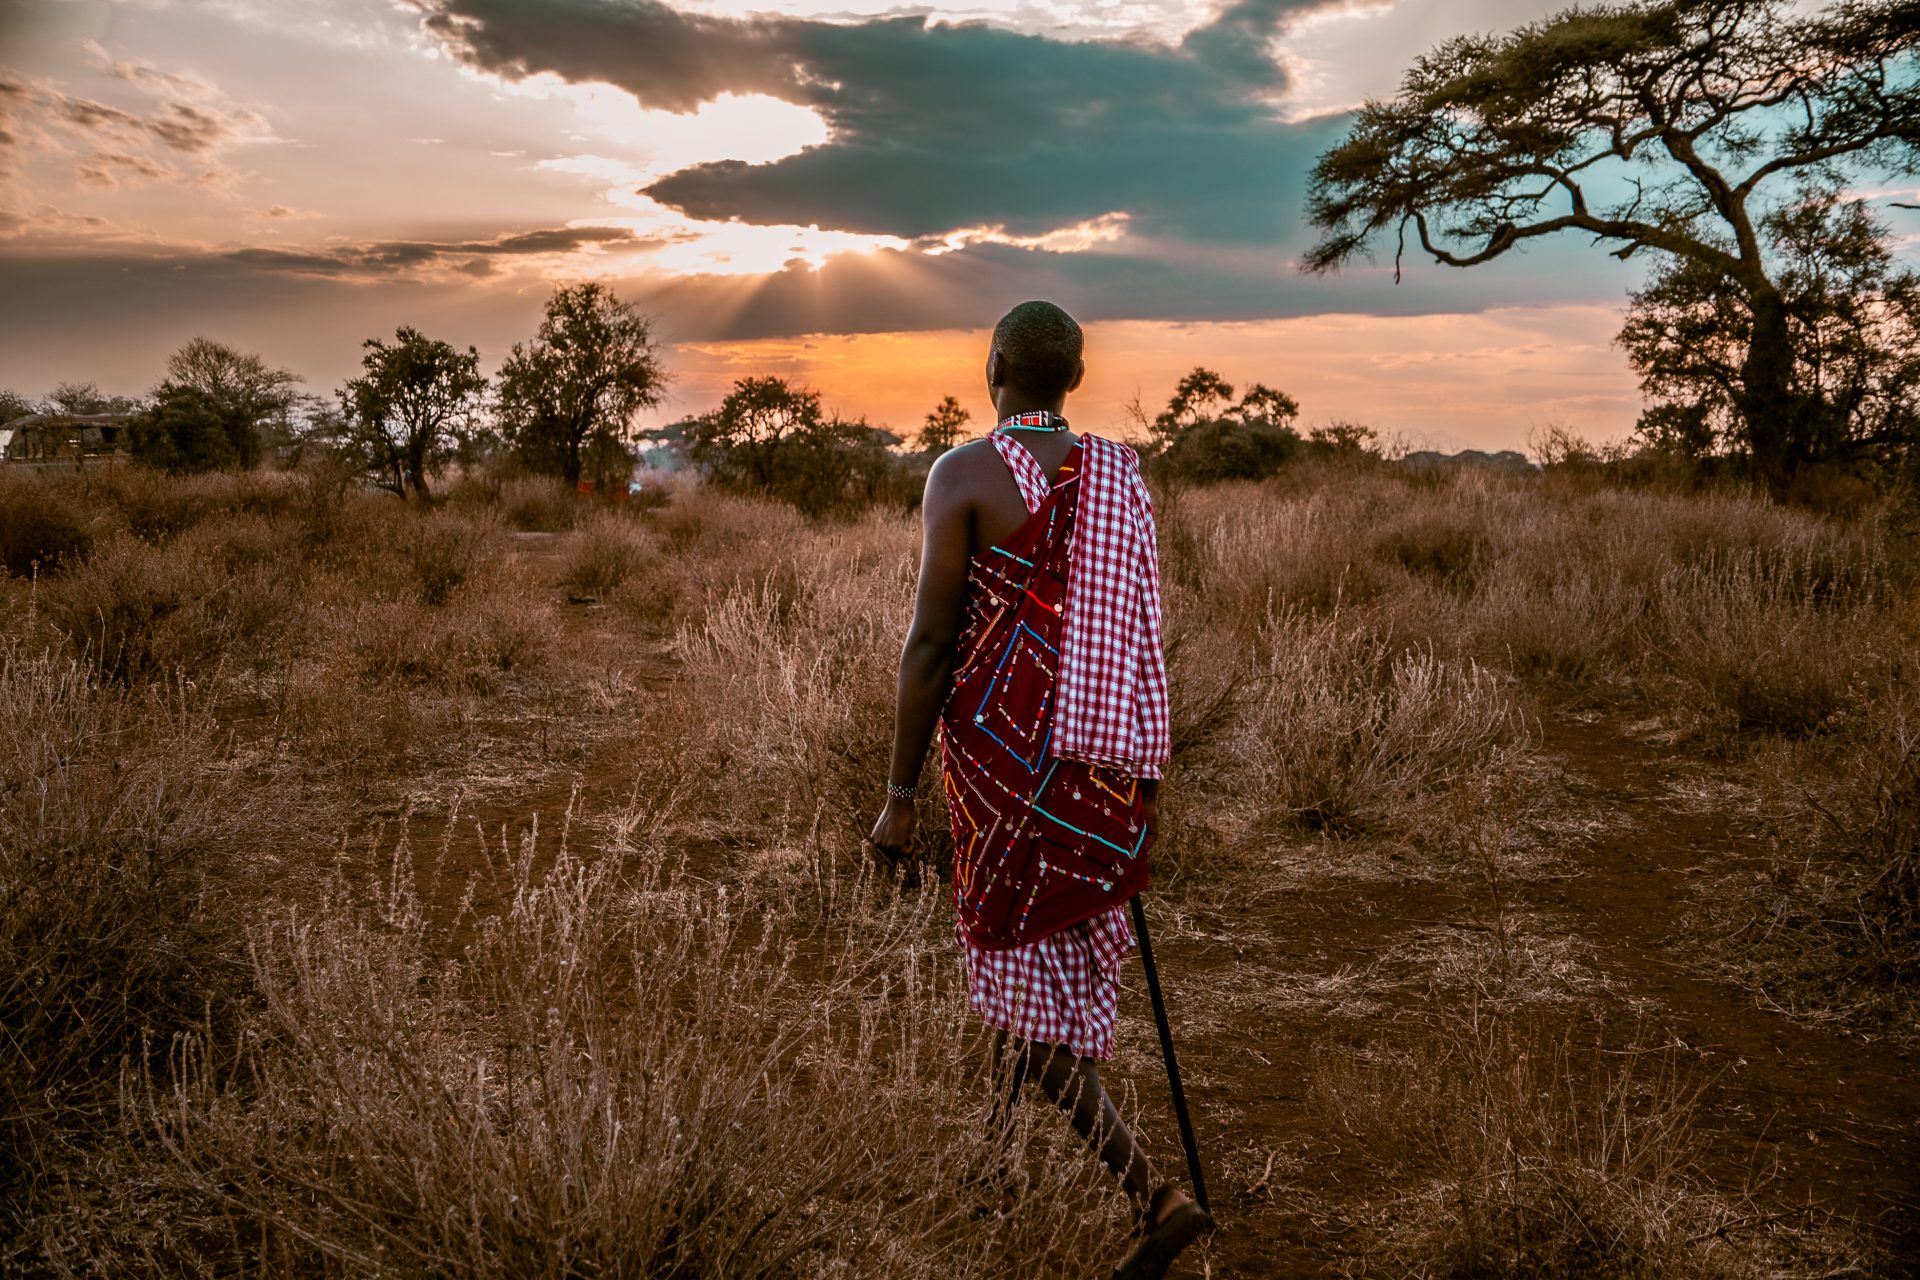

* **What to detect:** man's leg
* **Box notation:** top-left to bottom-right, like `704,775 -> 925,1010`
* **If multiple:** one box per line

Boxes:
991,1031 -> 1155,1206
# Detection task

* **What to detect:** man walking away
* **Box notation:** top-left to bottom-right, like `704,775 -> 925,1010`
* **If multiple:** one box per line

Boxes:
870,301 -> 1211,1278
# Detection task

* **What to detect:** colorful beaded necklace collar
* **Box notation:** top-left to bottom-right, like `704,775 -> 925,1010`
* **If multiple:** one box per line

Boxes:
995,410 -> 1069,433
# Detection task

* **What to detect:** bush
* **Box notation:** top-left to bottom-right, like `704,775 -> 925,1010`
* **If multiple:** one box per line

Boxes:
39,535 -> 296,683
1155,419 -> 1299,486
1311,1014 -> 1801,1279
0,652 -> 251,1204
128,383 -> 260,473
1242,610 -> 1527,836
0,474 -> 93,578
1646,549 -> 1889,739
500,476 -> 579,532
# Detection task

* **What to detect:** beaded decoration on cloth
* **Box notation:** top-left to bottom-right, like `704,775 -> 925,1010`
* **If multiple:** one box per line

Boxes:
939,435 -> 1152,949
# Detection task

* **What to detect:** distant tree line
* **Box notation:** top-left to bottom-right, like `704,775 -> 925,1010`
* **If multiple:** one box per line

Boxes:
0,284 -> 671,497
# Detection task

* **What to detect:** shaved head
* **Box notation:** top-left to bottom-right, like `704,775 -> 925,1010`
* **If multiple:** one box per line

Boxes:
991,301 -> 1084,400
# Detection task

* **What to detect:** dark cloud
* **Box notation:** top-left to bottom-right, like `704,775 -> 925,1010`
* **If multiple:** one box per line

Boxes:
637,237 -> 1631,343
222,224 -> 651,277
0,229 -> 1633,365
416,0 -> 1344,244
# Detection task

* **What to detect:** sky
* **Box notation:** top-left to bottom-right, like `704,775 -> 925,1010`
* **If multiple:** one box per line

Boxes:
1,0 -> 1914,453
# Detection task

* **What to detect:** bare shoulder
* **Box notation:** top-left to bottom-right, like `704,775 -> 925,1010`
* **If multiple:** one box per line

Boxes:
925,438 -> 1002,504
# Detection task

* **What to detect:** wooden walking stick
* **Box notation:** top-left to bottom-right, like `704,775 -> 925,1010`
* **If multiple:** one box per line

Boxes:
1129,893 -> 1210,1216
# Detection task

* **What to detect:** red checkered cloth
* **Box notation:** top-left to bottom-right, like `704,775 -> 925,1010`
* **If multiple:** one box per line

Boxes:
958,904 -> 1133,1059
995,433 -> 1169,778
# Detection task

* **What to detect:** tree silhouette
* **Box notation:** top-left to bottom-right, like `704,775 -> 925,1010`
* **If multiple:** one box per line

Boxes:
1304,0 -> 1920,491
339,327 -> 487,500
496,284 -> 666,485
918,395 -> 971,454
686,376 -> 898,516
164,338 -> 300,441
1621,190 -> 1920,470
1148,367 -> 1303,483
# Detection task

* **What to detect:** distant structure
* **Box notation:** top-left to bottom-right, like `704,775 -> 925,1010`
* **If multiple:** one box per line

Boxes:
0,412 -> 134,463
1397,448 -> 1536,474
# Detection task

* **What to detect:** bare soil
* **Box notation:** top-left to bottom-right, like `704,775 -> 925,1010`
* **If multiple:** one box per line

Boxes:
1152,709 -> 1920,1278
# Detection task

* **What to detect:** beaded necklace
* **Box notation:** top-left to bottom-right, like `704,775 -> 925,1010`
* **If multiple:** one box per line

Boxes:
994,410 -> 1069,433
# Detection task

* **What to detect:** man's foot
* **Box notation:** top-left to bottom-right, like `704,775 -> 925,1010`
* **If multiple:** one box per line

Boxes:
1112,1186 -> 1211,1280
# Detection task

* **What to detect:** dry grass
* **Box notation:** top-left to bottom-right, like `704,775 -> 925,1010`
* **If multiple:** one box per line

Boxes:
113,831 -> 1124,1280
1311,1010 -> 1871,1279
0,459 -> 1907,1274
0,650 -> 262,1218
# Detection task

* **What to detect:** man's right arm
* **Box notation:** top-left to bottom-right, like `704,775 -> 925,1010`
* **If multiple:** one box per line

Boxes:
870,448 -> 977,855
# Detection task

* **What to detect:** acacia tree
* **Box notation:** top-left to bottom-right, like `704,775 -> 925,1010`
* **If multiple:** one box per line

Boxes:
918,395 -> 971,454
46,382 -> 142,416
1304,0 -> 1920,491
496,283 -> 666,485
338,327 -> 487,500
1621,191 -> 1920,467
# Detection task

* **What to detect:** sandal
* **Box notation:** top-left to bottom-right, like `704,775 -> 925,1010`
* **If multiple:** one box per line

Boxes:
1112,1185 -> 1212,1279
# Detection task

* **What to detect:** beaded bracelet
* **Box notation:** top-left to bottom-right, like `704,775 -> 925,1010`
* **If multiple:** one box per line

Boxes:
886,782 -> 917,801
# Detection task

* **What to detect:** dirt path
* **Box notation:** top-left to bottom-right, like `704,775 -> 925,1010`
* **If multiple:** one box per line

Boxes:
1147,710 -> 1920,1278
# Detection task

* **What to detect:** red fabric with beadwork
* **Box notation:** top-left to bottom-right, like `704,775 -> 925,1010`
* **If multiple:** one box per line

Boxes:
942,436 -> 1153,949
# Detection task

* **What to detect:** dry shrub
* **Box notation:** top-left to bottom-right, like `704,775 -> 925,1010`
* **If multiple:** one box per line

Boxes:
0,472 -> 94,578
1473,564 -> 1639,683
1161,484 -> 1389,645
1646,549 -> 1891,740
399,508 -> 500,605
1243,609 -> 1527,836
1312,1011 -> 1857,1279
556,513 -> 680,621
82,467 -> 227,542
499,477 -> 579,532
334,588 -> 550,693
144,831 -> 1122,1279
672,517 -> 916,856
0,651 -> 252,1210
1705,684 -> 1920,1040
39,533 -> 299,683
1370,504 -> 1492,589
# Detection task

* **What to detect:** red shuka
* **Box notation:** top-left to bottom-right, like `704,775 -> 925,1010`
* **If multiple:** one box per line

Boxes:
941,436 -> 1153,949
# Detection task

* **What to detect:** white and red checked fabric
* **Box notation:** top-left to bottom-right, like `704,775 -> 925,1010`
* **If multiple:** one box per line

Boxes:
957,904 -> 1133,1059
990,429 -> 1054,514
988,430 -> 1168,778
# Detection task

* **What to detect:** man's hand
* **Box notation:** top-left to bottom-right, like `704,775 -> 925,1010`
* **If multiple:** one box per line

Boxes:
1141,792 -> 1160,846
869,795 -> 918,865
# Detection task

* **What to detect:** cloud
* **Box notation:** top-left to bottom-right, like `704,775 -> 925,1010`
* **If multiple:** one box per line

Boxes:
220,223 -> 655,278
75,150 -> 171,188
0,53 -> 273,189
414,0 -> 1347,244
